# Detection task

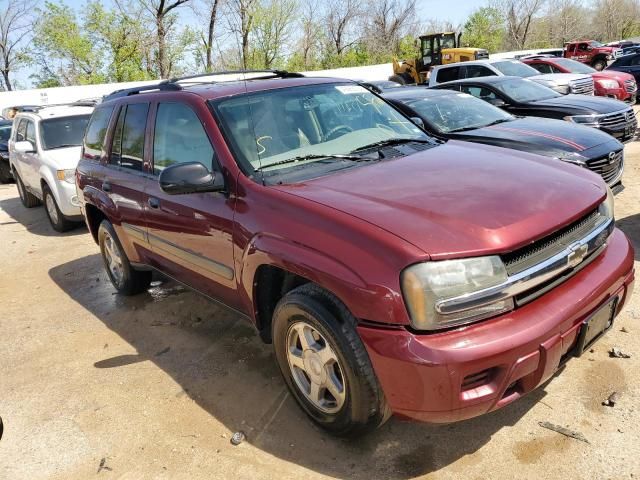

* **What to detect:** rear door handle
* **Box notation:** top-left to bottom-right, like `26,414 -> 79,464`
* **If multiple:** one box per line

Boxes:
148,197 -> 160,209
102,181 -> 111,192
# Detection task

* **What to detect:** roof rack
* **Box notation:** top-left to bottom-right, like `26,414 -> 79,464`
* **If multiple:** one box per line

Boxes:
103,83 -> 182,101
11,100 -> 98,113
162,69 -> 305,85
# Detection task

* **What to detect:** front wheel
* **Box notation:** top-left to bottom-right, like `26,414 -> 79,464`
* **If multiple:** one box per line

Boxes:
0,161 -> 13,183
592,59 -> 607,71
272,284 -> 390,437
98,219 -> 151,295
43,185 -> 76,232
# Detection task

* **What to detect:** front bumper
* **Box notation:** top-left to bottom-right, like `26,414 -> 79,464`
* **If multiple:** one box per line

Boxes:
596,86 -> 636,104
358,228 -> 634,423
52,179 -> 82,218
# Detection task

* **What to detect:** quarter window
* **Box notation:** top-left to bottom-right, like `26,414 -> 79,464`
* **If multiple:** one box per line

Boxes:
436,67 -> 460,83
84,106 -> 114,160
152,103 -> 215,176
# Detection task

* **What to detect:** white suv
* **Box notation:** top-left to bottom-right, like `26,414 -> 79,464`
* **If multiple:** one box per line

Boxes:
428,59 -> 595,95
9,103 -> 94,232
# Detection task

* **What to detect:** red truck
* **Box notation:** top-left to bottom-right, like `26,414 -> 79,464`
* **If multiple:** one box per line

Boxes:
565,40 -> 623,71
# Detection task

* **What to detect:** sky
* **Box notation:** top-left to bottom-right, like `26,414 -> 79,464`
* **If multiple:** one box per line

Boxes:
12,0 -> 488,87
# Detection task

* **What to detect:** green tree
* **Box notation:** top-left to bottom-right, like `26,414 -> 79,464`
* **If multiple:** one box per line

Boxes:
463,7 -> 505,53
33,1 -> 106,85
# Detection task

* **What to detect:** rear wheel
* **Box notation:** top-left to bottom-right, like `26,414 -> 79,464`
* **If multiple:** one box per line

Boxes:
98,219 -> 151,295
43,185 -> 76,232
592,58 -> 607,71
272,283 -> 390,437
15,172 -> 40,208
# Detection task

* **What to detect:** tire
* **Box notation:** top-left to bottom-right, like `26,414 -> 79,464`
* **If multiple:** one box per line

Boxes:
592,58 -> 607,71
98,219 -> 151,295
15,172 -> 40,208
0,160 -> 13,183
389,74 -> 407,85
42,184 -> 76,232
272,283 -> 390,437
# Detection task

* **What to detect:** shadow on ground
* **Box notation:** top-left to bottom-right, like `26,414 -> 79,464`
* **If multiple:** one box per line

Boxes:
0,187 -> 86,237
49,254 -> 551,479
617,213 -> 640,261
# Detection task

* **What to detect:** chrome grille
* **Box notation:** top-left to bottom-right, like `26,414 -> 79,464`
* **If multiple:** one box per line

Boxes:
502,210 -> 603,275
598,109 -> 634,129
587,150 -> 624,186
624,79 -> 637,93
570,78 -> 594,95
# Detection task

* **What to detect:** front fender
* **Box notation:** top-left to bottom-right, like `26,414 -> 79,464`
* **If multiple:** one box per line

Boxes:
238,234 -> 409,327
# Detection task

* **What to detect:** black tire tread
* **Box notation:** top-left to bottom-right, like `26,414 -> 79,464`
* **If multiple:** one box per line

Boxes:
0,161 -> 13,183
16,173 -> 40,208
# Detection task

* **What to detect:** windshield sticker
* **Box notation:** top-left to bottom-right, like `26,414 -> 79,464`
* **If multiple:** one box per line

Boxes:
335,85 -> 367,94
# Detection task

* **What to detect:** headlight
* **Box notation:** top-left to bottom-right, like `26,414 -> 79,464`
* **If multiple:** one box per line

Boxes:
401,256 -> 514,330
56,169 -> 76,184
564,114 -> 600,126
550,84 -> 571,95
597,79 -> 619,89
599,185 -> 614,220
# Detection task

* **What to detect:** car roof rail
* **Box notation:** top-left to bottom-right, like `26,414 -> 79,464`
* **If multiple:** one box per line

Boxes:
14,100 -> 99,113
162,69 -> 305,85
103,83 -> 182,101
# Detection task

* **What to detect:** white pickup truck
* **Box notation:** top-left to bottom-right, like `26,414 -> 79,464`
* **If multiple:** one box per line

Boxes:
9,103 -> 94,232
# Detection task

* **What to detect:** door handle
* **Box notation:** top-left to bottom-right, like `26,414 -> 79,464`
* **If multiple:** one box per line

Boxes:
102,181 -> 112,192
148,197 -> 160,209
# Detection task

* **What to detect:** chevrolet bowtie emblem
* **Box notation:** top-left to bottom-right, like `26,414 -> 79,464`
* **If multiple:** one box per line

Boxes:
567,243 -> 588,268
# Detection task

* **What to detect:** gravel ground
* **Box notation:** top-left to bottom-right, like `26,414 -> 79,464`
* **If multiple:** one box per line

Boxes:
1,110 -> 640,479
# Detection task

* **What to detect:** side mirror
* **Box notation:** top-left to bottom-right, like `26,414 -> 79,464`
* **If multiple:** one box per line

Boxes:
14,140 -> 35,153
410,116 -> 425,129
487,98 -> 507,107
159,162 -> 224,195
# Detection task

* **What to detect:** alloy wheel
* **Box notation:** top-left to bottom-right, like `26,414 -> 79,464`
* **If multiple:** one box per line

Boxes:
45,193 -> 59,225
103,232 -> 124,287
286,321 -> 346,414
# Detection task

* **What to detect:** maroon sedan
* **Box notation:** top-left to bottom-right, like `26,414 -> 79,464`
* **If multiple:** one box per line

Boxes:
524,56 -> 637,103
76,72 -> 635,436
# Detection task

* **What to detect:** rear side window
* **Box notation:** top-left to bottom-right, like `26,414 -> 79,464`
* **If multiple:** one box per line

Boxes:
109,103 -> 149,171
84,106 -> 114,160
461,86 -> 498,101
435,67 -> 460,83
152,103 -> 215,176
464,65 -> 496,78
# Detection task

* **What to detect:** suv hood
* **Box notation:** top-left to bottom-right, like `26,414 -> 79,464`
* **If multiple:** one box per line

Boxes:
449,117 -> 617,156
592,70 -> 636,84
275,141 -> 605,259
530,94 -> 629,113
41,146 -> 83,170
534,73 -> 591,85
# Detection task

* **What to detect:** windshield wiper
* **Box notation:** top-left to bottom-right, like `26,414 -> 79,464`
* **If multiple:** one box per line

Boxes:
449,119 -> 512,133
351,137 -> 435,153
255,153 -> 374,171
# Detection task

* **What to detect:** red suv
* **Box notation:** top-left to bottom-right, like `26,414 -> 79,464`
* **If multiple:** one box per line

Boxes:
524,56 -> 637,104
76,71 -> 635,436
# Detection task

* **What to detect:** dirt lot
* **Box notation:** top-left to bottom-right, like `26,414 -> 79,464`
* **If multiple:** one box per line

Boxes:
2,119 -> 640,480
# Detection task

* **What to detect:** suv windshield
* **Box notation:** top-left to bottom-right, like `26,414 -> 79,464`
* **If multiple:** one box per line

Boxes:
553,58 -> 596,74
40,115 -> 91,150
495,78 -> 561,102
0,124 -> 11,142
405,93 -> 513,133
492,60 -> 540,78
212,83 -> 431,180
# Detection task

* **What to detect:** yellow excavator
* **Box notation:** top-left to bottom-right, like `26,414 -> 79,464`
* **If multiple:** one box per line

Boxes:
390,32 -> 489,84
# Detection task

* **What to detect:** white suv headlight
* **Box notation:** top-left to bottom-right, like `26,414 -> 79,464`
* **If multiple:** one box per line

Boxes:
401,256 -> 514,330
56,169 -> 76,184
599,185 -> 614,220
